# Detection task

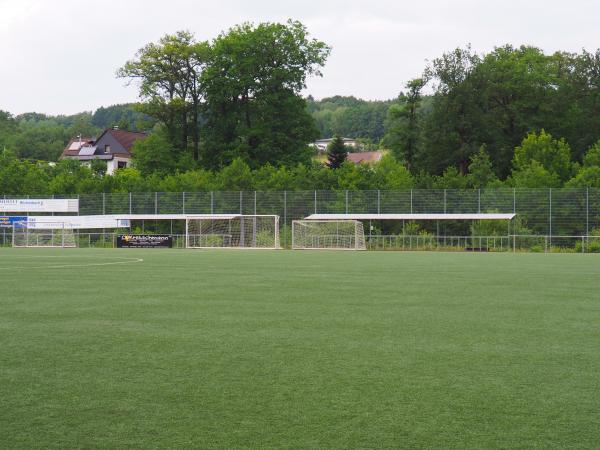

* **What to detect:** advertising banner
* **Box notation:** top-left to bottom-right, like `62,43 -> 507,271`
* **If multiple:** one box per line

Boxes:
117,234 -> 173,248
0,216 -> 27,228
0,199 -> 79,213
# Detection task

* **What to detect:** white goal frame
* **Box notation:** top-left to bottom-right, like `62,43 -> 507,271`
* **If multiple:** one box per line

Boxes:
292,220 -> 366,250
12,221 -> 77,248
185,215 -> 280,249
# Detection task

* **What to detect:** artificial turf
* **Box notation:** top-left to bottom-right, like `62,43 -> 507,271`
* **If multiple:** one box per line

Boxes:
1,248 -> 599,448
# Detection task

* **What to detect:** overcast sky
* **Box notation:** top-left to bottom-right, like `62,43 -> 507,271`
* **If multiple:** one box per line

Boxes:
0,0 -> 597,115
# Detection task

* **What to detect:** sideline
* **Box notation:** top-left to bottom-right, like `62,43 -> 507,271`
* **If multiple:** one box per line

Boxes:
0,255 -> 144,270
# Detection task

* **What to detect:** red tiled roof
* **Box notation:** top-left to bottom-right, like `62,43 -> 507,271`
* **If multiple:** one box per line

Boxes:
346,151 -> 384,164
104,129 -> 147,152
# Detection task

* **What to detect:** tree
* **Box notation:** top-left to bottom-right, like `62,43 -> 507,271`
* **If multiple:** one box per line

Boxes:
201,20 -> 330,169
582,139 -> 600,167
48,159 -> 96,195
215,158 -> 254,190
420,46 -> 482,175
0,149 -> 51,195
510,160 -> 562,188
131,129 -> 177,175
372,154 -> 413,189
513,130 -> 573,182
468,45 -> 562,176
0,110 -> 17,152
565,139 -> 600,187
326,136 -> 348,169
566,166 -> 600,187
118,31 -> 210,161
383,78 -> 425,171
467,146 -> 497,188
92,104 -> 154,131
90,158 -> 107,177
552,50 -> 600,160
434,166 -> 470,189
420,45 -> 572,178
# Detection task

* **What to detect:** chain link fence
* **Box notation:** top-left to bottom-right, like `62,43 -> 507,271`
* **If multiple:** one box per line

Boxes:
2,189 -> 600,251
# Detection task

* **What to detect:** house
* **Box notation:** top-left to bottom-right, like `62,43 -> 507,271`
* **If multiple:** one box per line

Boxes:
313,137 -> 361,153
345,151 -> 384,165
60,128 -> 147,175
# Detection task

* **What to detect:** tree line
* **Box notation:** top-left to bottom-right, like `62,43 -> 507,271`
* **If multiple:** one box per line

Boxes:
2,130 -> 600,196
384,45 -> 600,179
2,21 -> 600,191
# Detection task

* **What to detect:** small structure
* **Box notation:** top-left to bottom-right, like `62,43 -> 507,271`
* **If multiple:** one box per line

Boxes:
313,137 -> 361,153
61,128 -> 146,175
346,151 -> 384,165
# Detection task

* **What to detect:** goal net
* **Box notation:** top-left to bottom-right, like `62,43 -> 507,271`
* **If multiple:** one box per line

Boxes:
12,221 -> 77,248
292,220 -> 366,250
186,215 -> 280,249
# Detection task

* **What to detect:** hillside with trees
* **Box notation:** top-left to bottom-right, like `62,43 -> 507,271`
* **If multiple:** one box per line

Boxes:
2,21 -> 600,194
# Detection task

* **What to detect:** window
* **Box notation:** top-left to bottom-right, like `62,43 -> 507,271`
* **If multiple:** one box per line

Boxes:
117,161 -> 127,169
104,145 -> 111,154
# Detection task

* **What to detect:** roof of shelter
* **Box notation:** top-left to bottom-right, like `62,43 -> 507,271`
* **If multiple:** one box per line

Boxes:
304,213 -> 516,221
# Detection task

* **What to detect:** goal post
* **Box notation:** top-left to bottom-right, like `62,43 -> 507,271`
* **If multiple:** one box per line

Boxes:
292,220 -> 366,250
12,221 -> 77,248
185,215 -> 280,249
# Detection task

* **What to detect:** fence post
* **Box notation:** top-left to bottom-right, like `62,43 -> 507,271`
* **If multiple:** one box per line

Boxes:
549,188 -> 552,246
155,192 -> 158,215
102,192 -> 106,215
444,189 -> 447,214
513,188 -> 516,214
284,190 -> 287,248
254,191 -> 257,215
586,188 -> 589,237
410,189 -> 413,214
210,191 -> 214,214
314,190 -> 317,214
377,190 -> 381,214
478,189 -> 481,213
129,192 -> 132,215
240,191 -> 243,215
345,190 -> 348,214
182,192 -> 186,215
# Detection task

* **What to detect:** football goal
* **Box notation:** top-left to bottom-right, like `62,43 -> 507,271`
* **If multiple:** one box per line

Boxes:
185,215 -> 280,249
292,220 -> 366,250
12,221 -> 77,248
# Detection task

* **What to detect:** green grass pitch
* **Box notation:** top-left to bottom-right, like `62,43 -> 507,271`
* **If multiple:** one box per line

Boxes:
1,248 -> 599,448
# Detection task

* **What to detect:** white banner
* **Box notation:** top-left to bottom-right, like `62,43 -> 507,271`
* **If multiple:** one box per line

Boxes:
0,199 -> 79,213
27,216 -> 130,230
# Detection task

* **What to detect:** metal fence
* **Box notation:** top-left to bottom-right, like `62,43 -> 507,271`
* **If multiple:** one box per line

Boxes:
3,189 -> 600,251
2,232 -> 599,253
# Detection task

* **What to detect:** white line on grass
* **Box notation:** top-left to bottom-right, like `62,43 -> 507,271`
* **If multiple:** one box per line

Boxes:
0,256 -> 144,270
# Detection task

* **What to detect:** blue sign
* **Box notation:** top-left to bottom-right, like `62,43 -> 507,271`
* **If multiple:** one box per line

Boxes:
0,216 -> 27,228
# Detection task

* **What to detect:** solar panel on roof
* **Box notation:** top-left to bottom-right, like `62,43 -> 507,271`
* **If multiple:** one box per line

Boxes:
69,142 -> 81,151
78,146 -> 97,156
